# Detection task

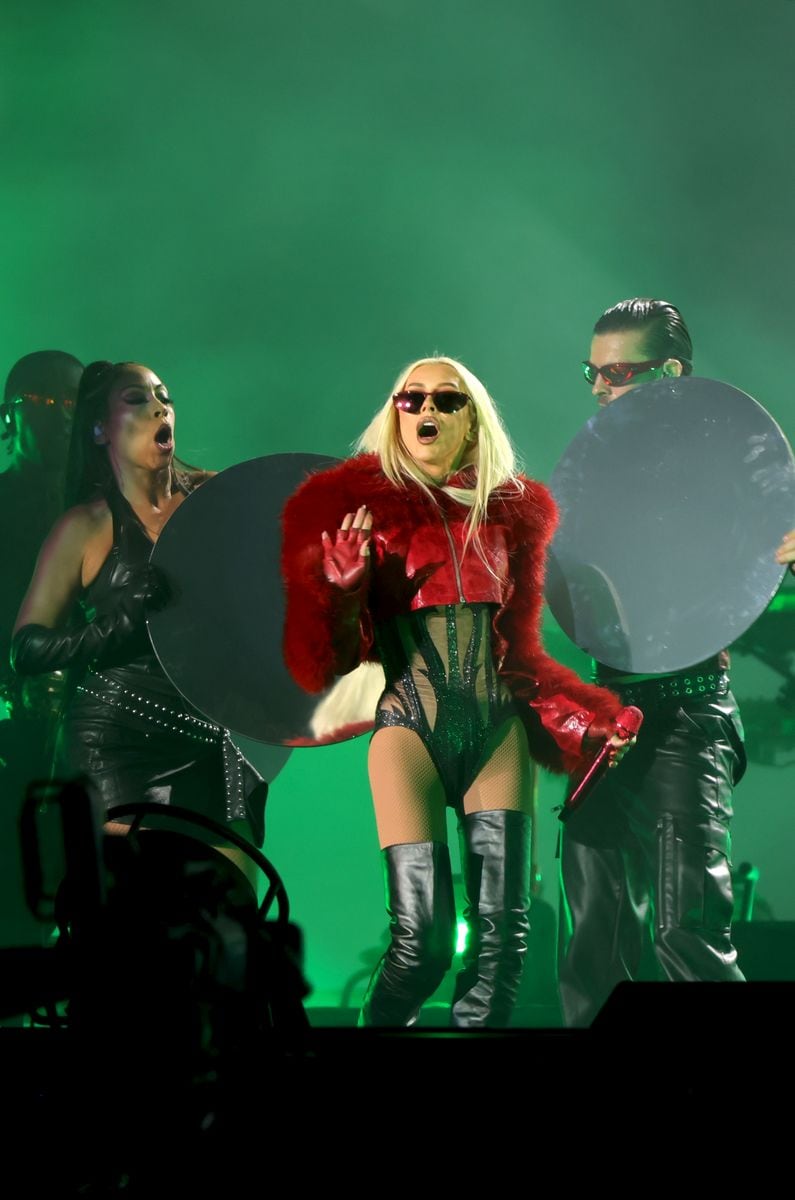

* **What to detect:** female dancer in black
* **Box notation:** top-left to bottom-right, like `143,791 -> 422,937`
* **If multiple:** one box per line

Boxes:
11,361 -> 266,877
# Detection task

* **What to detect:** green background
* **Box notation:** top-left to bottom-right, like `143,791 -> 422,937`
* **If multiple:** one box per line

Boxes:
1,1 -> 794,1008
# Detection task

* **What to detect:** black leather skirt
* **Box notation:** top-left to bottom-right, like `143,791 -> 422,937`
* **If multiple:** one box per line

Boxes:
58,661 -> 267,846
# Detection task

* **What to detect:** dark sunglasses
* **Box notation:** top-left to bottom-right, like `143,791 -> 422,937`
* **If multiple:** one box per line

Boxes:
581,359 -> 666,387
392,389 -> 470,414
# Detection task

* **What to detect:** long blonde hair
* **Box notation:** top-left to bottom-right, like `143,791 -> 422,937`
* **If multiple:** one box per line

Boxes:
356,355 -> 522,553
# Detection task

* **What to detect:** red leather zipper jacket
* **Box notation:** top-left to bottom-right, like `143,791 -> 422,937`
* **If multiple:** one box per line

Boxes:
281,454 -> 622,773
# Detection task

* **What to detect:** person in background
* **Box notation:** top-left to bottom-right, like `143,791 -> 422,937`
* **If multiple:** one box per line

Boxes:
0,351 -> 83,716
0,351 -> 83,945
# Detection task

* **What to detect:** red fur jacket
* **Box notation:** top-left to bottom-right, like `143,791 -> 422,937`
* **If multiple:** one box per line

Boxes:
281,454 -> 622,773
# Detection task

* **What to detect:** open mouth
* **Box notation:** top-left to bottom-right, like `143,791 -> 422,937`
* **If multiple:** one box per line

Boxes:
154,422 -> 174,451
416,418 -> 439,444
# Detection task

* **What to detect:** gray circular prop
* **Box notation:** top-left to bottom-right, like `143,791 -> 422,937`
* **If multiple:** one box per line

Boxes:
148,453 -> 382,746
545,377 -> 795,673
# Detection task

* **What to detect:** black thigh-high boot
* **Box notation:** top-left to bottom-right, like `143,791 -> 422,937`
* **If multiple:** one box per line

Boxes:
359,841 -> 456,1027
450,810 -> 532,1029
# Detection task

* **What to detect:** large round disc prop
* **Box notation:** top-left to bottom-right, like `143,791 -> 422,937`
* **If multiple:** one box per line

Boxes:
545,377 -> 795,673
148,454 -> 382,745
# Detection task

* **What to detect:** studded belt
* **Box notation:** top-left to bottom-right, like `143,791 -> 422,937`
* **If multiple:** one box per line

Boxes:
595,665 -> 730,713
73,670 -> 249,824
75,679 -> 220,744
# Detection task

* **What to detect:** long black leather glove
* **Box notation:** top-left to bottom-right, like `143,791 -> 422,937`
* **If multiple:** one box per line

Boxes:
11,564 -> 169,676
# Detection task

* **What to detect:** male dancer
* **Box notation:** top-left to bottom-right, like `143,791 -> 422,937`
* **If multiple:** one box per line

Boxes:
557,299 -> 747,1026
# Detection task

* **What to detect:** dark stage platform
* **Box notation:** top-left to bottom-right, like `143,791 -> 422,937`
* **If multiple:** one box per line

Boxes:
2,980 -> 791,1193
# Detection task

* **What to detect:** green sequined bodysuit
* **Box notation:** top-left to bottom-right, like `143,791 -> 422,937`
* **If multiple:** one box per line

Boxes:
373,603 -> 518,807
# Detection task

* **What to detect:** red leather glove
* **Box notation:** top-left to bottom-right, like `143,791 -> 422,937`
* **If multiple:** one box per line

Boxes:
321,505 -> 372,592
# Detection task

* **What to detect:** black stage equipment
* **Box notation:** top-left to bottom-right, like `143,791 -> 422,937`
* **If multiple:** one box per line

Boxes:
1,777 -> 310,1186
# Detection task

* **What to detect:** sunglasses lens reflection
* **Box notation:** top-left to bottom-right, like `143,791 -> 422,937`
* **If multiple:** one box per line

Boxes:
582,364 -> 636,387
603,366 -> 631,385
393,392 -> 423,412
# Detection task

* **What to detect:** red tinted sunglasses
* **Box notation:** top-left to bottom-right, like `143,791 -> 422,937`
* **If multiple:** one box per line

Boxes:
392,389 -> 470,414
581,359 -> 669,387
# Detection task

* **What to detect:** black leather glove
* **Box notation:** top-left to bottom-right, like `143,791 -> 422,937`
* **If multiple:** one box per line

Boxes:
11,563 -> 170,676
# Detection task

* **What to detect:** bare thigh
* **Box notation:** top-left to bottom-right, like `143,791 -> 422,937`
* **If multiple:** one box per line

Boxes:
463,716 -> 533,816
215,819 -> 261,902
368,727 -> 448,849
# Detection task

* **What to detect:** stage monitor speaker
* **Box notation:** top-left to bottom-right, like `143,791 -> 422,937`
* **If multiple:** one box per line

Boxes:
591,979 -> 795,1035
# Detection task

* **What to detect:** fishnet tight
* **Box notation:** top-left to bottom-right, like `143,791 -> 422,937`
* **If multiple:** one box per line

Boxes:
369,716 -> 534,849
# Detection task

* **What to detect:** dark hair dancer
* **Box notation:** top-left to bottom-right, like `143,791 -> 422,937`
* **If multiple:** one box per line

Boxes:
560,298 -> 747,1026
11,361 -> 267,887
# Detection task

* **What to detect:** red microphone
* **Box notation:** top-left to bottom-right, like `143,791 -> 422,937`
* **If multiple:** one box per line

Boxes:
558,705 -> 643,823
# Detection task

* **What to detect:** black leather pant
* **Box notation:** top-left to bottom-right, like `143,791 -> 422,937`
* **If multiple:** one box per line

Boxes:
558,695 -> 746,1027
